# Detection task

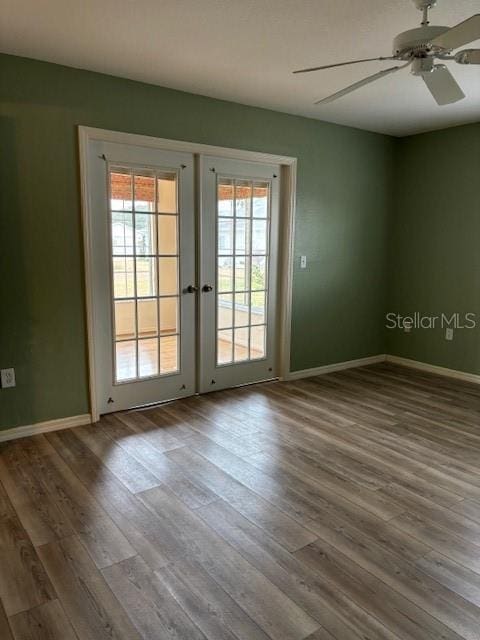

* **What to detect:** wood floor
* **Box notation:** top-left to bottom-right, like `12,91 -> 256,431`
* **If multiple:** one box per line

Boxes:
1,362 -> 480,640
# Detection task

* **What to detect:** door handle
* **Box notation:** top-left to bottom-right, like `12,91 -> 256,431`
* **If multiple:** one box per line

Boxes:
202,284 -> 213,292
185,285 -> 198,293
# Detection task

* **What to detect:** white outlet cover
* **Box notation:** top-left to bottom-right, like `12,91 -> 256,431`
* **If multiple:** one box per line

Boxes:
1,368 -> 16,388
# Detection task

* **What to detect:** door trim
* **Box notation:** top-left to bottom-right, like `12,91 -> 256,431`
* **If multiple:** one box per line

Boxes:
78,126 -> 297,421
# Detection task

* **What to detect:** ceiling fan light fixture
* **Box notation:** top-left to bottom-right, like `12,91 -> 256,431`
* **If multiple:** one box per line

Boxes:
411,57 -> 435,76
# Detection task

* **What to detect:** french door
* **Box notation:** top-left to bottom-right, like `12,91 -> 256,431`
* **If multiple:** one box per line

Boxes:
87,141 -> 280,415
88,140 -> 196,414
199,156 -> 280,393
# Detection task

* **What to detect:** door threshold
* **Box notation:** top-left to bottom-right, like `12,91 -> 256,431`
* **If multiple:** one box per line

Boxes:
108,377 -> 280,415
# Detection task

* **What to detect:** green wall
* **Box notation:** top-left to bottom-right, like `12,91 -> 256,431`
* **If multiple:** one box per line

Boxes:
0,54 -> 394,429
388,123 -> 480,374
3,54 -> 477,431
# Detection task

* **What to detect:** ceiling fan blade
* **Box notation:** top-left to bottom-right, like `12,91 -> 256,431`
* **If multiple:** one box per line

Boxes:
430,14 -> 480,51
314,64 -> 407,105
293,56 -> 393,74
422,65 -> 465,106
455,49 -> 480,64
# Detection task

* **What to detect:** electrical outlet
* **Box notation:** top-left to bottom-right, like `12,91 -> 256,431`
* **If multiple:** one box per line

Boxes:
1,368 -> 16,388
446,328 -> 454,341
300,255 -> 307,269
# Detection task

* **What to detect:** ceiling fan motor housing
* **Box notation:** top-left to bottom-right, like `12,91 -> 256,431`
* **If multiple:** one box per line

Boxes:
393,25 -> 450,58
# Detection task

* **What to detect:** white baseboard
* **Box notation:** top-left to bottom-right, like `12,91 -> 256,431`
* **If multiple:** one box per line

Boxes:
0,414 -> 92,443
1,354 -> 477,443
288,353 -> 480,385
385,355 -> 480,385
287,354 -> 387,381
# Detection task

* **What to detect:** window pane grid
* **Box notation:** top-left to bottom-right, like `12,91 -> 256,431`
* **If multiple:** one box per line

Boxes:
106,254 -> 180,258
135,334 -> 180,341
108,294 -> 181,301
112,210 -> 179,217
110,166 -> 180,383
216,176 -> 270,365
216,324 -> 261,331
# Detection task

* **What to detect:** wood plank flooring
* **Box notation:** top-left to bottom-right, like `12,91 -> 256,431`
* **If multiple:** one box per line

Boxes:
1,362 -> 480,639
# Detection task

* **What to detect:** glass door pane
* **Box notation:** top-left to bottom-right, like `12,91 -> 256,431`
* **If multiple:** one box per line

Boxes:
215,178 -> 271,366
109,167 -> 181,383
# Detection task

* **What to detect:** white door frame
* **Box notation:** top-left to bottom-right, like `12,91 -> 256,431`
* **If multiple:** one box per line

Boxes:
79,126 -> 297,422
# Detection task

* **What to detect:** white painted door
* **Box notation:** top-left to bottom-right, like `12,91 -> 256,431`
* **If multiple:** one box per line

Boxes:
88,140 -> 196,414
199,157 -> 280,393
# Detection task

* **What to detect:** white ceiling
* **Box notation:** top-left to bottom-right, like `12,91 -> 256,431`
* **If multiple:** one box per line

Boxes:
2,0 -> 479,136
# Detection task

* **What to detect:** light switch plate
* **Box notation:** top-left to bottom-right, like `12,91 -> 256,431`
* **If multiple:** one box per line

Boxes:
445,328 -> 454,341
300,255 -> 307,269
1,368 -> 16,388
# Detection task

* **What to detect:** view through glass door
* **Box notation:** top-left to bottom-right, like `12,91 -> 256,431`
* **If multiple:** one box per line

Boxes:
199,157 -> 280,393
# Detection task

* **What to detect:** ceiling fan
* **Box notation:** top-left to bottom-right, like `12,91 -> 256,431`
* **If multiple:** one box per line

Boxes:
294,0 -> 480,106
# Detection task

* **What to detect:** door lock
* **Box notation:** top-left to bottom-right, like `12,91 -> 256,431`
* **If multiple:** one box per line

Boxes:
202,284 -> 213,292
